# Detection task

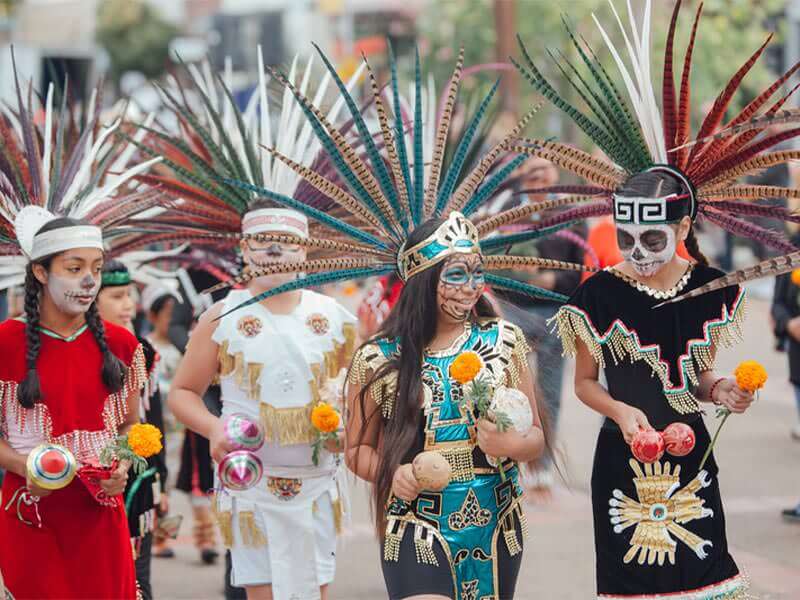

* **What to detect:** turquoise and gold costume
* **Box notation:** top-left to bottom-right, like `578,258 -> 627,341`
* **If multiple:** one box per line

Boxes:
350,318 -> 530,600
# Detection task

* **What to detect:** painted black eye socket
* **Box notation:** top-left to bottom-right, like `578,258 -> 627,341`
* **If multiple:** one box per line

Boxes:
616,229 -> 636,250
641,230 -> 668,252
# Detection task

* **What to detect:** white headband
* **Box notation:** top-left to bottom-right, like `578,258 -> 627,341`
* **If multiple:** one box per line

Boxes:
30,226 -> 104,260
14,206 -> 103,261
241,208 -> 308,238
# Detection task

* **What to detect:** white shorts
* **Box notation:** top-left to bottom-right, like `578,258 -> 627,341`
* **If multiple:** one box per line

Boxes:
229,491 -> 338,588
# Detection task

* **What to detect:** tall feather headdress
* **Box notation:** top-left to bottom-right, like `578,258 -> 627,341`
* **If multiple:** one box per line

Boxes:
206,44 -> 592,317
512,0 -> 800,301
0,52 -> 162,291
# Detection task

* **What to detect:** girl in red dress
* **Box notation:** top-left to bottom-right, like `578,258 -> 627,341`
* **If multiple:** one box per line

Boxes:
0,217 -> 145,599
0,64 -> 159,600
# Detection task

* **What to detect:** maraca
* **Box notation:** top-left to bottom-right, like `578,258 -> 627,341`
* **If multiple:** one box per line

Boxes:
223,413 -> 265,451
630,430 -> 665,463
662,422 -> 696,457
412,451 -> 452,491
26,444 -> 77,490
218,450 -> 263,491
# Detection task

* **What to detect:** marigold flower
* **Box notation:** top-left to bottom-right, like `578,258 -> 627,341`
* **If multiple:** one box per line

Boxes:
127,423 -> 163,458
734,360 -> 768,393
791,269 -> 800,287
311,402 -> 340,433
449,352 -> 483,384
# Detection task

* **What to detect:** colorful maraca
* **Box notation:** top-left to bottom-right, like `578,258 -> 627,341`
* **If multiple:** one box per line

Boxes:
26,444 -> 77,490
630,430 -> 665,464
662,422 -> 696,457
223,413 -> 265,451
218,450 -> 264,491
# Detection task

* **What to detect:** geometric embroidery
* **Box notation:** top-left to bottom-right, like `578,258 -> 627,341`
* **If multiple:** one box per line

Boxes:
609,459 -> 714,566
461,579 -> 479,600
448,489 -> 491,530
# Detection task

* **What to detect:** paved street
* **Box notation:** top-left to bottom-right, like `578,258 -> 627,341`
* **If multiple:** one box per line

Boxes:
152,293 -> 800,599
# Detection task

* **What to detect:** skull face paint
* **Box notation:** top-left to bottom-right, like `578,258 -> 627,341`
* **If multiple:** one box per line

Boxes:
242,240 -> 306,289
437,254 -> 485,324
46,271 -> 100,315
616,223 -> 677,278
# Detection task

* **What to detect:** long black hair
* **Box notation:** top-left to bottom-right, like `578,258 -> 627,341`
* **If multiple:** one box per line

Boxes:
17,217 -> 125,408
352,217 -> 497,533
616,170 -> 708,266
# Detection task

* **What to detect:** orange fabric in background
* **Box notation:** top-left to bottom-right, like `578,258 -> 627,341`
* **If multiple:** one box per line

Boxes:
582,218 -> 690,281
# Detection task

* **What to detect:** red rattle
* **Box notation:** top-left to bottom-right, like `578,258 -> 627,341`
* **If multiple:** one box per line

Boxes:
662,422 -> 696,457
630,429 -> 665,463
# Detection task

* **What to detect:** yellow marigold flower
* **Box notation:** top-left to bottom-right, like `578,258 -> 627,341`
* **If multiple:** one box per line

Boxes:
449,352 -> 483,384
128,423 -> 163,458
792,269 -> 800,287
311,402 -> 340,433
734,360 -> 768,393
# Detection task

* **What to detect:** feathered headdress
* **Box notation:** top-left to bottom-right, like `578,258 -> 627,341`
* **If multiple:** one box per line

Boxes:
121,47 -> 367,254
205,44 -> 592,316
512,0 -> 800,279
0,52 -> 162,290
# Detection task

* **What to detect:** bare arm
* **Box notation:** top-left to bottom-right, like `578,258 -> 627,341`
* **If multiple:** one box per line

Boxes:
0,438 -> 26,477
695,344 -> 754,413
574,339 -> 652,443
168,302 -> 233,462
344,379 -> 382,483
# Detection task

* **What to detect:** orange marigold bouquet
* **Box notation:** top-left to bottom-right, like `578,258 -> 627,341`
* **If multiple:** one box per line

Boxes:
699,360 -> 767,470
100,423 -> 163,475
450,352 -> 512,480
310,402 -> 341,466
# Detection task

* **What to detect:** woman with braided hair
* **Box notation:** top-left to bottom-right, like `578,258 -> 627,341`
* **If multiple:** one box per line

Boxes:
0,58 -> 162,600
0,218 -> 144,599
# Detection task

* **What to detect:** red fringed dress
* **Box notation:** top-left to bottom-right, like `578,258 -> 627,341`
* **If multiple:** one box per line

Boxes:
0,318 -> 145,600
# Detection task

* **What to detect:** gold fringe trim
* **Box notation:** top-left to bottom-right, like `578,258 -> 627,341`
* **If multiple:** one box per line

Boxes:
217,340 -> 262,400
439,445 -> 476,483
214,508 -> 234,548
238,510 -> 267,548
332,498 -> 343,534
503,525 -> 523,557
413,524 -> 439,566
549,295 -> 747,415
260,401 -> 315,445
348,343 -> 397,419
383,517 -> 407,562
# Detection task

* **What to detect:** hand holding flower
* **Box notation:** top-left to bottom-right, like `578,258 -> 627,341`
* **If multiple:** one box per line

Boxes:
700,360 -> 766,471
99,459 -> 131,497
711,379 -> 754,414
311,402 -> 342,465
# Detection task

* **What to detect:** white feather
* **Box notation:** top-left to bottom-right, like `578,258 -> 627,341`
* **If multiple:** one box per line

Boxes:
41,83 -> 54,202
257,45 -> 272,184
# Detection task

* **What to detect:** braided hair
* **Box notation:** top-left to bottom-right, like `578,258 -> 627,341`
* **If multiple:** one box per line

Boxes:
617,170 -> 709,266
16,218 -> 125,408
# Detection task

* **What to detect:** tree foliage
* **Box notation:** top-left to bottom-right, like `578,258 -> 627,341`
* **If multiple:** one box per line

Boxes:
96,0 -> 177,86
418,0 -> 787,145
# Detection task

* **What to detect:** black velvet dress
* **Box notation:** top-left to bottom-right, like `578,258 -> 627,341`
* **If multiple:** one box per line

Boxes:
552,264 -> 749,599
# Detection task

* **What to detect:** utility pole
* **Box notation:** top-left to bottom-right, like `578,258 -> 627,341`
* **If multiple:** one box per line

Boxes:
494,0 -> 518,116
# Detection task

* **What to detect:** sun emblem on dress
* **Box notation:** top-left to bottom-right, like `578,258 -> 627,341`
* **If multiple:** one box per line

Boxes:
609,459 -> 714,566
237,315 -> 263,338
306,313 -> 330,335
267,476 -> 303,500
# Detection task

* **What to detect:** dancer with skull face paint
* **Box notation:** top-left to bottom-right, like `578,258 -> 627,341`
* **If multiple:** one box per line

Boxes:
0,62 -> 165,599
149,50 -> 364,599
514,1 -> 800,597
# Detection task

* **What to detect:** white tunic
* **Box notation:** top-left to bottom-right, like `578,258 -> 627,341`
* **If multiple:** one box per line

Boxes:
211,289 -> 356,599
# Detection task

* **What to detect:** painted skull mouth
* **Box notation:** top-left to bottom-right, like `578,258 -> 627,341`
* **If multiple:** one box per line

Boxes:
65,291 -> 95,300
